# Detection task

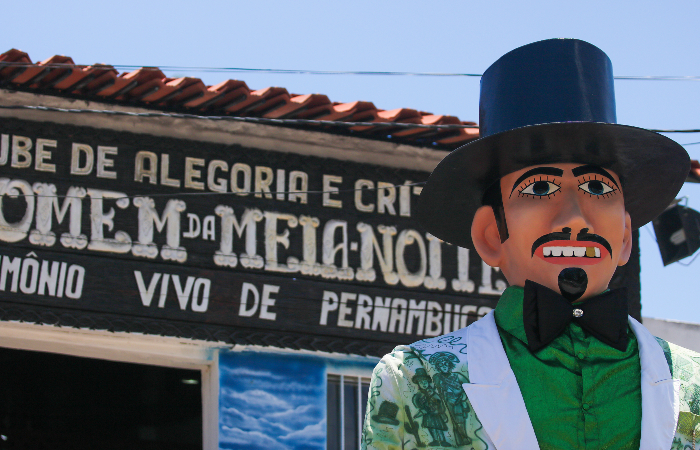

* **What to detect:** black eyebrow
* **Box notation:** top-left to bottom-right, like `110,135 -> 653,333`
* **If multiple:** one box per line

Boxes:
571,165 -> 620,189
510,167 -> 564,195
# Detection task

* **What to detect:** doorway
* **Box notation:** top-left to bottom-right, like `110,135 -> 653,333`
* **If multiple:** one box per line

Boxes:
0,347 -> 203,449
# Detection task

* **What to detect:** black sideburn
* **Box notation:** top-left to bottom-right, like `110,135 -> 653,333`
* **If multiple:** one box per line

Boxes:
482,181 -> 509,243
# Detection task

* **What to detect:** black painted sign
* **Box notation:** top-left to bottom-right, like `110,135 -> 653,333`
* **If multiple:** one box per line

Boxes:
0,117 -> 635,354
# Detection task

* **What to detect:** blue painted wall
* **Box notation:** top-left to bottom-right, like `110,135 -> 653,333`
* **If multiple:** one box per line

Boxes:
218,349 -> 377,450
219,350 -> 327,450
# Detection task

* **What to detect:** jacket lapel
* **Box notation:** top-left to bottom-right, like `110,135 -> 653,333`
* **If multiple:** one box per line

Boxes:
448,313 -> 678,449
461,311 -> 539,449
628,317 -> 680,450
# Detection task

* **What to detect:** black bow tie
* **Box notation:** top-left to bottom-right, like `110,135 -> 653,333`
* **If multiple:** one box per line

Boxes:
522,280 -> 630,352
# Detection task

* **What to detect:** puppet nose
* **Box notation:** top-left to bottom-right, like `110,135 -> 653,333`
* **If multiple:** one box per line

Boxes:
552,193 -> 593,234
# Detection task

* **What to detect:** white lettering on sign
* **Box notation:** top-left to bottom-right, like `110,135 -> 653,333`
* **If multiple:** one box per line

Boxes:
356,223 -> 399,285
70,143 -> 94,175
86,188 -> 132,253
30,183 -> 87,249
11,135 -> 33,169
96,146 -> 118,179
0,135 -> 8,165
263,211 -> 298,273
214,206 -> 264,269
0,161 -> 509,295
322,175 -> 342,208
35,138 -> 57,173
0,253 -> 84,299
207,160 -> 228,192
478,261 -> 507,296
424,234 -> 446,290
321,220 -> 353,281
319,288 -> 492,335
0,178 -> 35,242
132,197 -> 187,262
237,282 -> 279,321
134,270 -> 210,313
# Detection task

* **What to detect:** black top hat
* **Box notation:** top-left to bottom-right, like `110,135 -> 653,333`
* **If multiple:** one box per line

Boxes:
417,38 -> 689,249
411,368 -> 431,384
371,401 -> 400,425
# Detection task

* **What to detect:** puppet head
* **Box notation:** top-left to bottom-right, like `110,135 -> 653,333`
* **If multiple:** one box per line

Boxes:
417,39 -> 689,299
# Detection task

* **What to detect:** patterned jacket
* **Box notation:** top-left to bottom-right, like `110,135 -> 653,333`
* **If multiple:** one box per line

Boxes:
362,312 -> 700,450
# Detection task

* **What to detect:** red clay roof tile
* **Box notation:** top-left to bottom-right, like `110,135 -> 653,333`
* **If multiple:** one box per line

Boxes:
0,49 -> 482,150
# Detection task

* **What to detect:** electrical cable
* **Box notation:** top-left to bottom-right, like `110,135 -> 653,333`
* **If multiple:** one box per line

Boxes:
3,104 -> 700,134
0,182 -> 427,200
0,105 -> 477,129
676,251 -> 700,266
2,61 -> 700,81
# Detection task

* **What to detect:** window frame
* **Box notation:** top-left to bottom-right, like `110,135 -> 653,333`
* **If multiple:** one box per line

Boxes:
327,373 -> 372,450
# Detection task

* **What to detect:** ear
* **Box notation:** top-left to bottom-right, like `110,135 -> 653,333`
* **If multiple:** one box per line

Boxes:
471,205 -> 504,267
617,211 -> 633,266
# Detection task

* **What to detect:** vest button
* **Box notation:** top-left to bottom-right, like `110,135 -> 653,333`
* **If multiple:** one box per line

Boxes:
582,403 -> 591,411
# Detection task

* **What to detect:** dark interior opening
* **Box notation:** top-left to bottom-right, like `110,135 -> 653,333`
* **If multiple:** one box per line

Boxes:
0,346 -> 202,450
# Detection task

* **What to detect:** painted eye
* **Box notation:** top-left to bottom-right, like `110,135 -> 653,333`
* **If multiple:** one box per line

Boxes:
579,180 -> 614,196
521,180 -> 560,196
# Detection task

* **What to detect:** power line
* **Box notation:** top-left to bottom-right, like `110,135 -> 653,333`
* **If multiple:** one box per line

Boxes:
652,128 -> 700,133
3,104 -> 700,134
1,61 -> 700,81
0,105 -> 477,129
0,181 -> 427,200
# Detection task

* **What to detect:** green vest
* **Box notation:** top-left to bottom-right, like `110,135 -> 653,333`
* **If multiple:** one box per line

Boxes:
494,286 -> 642,450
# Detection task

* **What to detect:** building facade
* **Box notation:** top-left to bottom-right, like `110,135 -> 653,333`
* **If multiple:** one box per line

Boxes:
0,50 -> 642,449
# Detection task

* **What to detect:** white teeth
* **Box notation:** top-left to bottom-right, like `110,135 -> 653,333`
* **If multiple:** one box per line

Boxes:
542,246 -> 601,258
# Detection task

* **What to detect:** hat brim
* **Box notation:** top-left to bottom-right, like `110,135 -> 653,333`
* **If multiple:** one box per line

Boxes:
371,415 -> 400,425
417,122 -> 690,249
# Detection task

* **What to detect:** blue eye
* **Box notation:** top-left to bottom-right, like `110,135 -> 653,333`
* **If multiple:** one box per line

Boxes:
521,180 -> 560,197
579,180 -> 614,196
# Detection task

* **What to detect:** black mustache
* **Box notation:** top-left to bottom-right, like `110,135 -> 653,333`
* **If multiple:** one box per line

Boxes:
530,230 -> 612,259
531,231 -> 571,257
576,230 -> 613,258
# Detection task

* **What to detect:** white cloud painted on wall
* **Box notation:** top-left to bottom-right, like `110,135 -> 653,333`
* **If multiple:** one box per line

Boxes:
220,426 -> 290,450
223,388 -> 293,409
219,352 -> 326,450
280,419 -> 327,442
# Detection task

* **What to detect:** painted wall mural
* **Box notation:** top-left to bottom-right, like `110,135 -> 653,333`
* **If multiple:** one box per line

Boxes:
219,351 -> 327,450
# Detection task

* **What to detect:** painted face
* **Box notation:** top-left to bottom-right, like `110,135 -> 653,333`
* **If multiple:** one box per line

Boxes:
436,360 -> 451,373
496,163 -> 632,299
418,378 -> 430,389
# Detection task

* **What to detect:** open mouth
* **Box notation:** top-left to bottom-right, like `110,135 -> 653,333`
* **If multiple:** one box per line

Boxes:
543,246 -> 600,258
535,240 -> 608,265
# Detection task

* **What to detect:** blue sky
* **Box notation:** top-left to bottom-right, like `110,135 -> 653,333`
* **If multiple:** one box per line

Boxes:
4,0 -> 700,322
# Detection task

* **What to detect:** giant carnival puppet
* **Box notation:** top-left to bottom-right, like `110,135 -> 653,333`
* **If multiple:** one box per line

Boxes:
362,39 -> 700,449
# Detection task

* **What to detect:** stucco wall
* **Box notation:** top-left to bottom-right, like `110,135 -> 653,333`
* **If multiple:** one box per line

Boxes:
643,317 -> 700,352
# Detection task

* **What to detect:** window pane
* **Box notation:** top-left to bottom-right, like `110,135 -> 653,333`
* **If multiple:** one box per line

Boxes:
361,382 -> 369,426
344,379 -> 358,450
327,376 -> 341,450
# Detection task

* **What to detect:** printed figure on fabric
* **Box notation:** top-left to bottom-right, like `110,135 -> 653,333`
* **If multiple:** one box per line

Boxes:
429,352 -> 471,446
410,368 -> 450,447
